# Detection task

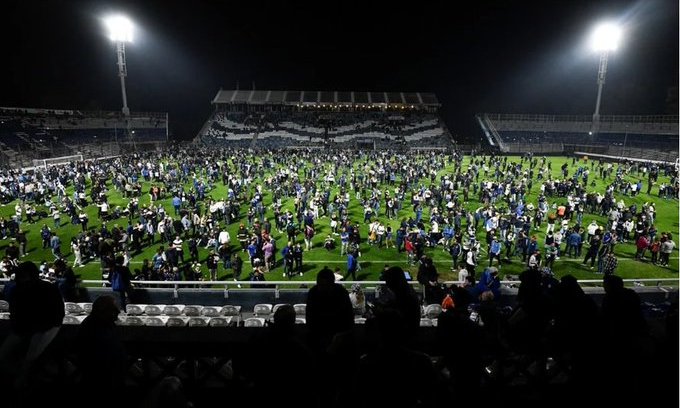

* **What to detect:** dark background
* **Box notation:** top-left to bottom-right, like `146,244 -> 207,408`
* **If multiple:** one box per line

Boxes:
2,0 -> 678,142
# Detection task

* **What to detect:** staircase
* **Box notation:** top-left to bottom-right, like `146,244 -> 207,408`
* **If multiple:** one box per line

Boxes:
476,114 -> 507,152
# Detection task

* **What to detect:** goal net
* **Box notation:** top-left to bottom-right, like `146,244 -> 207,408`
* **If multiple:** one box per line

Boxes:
32,154 -> 84,170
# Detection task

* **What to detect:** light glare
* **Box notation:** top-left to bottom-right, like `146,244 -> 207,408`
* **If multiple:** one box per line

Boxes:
591,23 -> 621,51
105,15 -> 133,43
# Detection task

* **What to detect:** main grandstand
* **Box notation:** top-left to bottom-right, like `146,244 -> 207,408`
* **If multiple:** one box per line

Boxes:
0,107 -> 168,168
478,113 -> 679,163
196,89 -> 456,150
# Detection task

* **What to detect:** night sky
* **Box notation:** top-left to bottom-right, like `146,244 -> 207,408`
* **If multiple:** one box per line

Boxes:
3,0 -> 678,142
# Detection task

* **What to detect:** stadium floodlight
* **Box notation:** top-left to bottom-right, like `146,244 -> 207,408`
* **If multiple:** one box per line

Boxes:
105,15 -> 133,116
591,22 -> 621,129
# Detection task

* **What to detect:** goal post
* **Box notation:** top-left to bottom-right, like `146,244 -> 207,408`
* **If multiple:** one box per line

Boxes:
32,154 -> 84,170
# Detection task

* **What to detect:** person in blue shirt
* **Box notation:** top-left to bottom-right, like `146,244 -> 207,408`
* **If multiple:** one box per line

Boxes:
345,252 -> 357,281
172,195 -> 181,215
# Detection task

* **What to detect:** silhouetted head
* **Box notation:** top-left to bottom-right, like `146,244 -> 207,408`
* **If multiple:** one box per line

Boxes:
272,304 -> 296,328
603,274 -> 624,295
316,267 -> 335,285
384,266 -> 409,291
90,295 -> 121,322
15,261 -> 40,284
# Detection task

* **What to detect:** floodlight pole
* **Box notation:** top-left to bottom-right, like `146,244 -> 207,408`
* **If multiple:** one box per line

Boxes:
115,41 -> 130,116
592,50 -> 609,131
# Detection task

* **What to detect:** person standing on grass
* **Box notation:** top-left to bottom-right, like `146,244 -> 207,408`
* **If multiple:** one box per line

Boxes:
603,252 -> 618,275
659,236 -> 675,267
345,251 -> 357,281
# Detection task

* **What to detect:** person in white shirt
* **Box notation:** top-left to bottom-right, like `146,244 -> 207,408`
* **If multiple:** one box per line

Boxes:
349,283 -> 366,316
218,229 -> 231,246
458,267 -> 469,286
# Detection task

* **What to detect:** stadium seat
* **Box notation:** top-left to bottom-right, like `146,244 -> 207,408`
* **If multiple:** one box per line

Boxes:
419,318 -> 433,327
125,304 -> 146,316
145,316 -> 168,327
354,317 -> 367,324
63,315 -> 84,325
209,316 -> 233,327
295,317 -> 306,325
64,302 -> 84,315
0,300 -> 10,312
188,317 -> 210,327
166,317 -> 189,327
293,303 -> 307,317
243,317 -> 266,327
221,305 -> 242,325
0,313 -> 9,320
77,302 -> 92,314
423,304 -> 442,319
122,316 -> 146,326
253,303 -> 273,317
183,305 -> 204,316
163,305 -> 185,316
144,305 -> 165,316
200,306 -> 222,317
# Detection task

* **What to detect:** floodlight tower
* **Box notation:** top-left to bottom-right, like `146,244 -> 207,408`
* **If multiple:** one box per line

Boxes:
591,22 -> 621,130
105,15 -> 133,116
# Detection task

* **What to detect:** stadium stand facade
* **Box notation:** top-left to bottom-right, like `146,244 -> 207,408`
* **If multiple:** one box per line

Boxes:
195,90 -> 456,150
477,113 -> 679,163
0,107 -> 168,168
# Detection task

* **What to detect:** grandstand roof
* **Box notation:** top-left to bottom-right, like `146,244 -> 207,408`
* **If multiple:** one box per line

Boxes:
212,90 -> 440,108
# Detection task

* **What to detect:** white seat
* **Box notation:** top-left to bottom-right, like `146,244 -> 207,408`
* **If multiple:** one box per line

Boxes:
295,317 -> 306,325
200,306 -> 222,317
0,313 -> 10,320
293,303 -> 307,316
63,315 -> 83,325
166,316 -> 189,327
354,317 -> 367,324
64,302 -> 83,315
144,304 -> 165,316
209,316 -> 233,327
125,304 -> 146,316
77,302 -> 92,314
221,305 -> 242,324
0,300 -> 8,312
183,305 -> 204,316
423,304 -> 442,319
162,305 -> 185,316
253,303 -> 273,317
123,316 -> 147,326
145,316 -> 169,327
188,317 -> 210,327
419,318 -> 433,327
244,317 -> 266,327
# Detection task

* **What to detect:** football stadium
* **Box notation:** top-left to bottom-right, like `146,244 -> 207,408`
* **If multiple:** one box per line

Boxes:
0,2 -> 678,408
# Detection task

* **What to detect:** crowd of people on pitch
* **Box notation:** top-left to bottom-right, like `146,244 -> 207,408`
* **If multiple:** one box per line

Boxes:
0,146 -> 676,295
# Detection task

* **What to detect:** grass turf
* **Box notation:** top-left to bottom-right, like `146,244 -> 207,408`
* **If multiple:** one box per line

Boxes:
2,153 -> 677,286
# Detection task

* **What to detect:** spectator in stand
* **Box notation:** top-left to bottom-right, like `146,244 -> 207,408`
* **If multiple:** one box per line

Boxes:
0,261 -> 64,389
74,295 -> 127,408
306,267 -> 354,352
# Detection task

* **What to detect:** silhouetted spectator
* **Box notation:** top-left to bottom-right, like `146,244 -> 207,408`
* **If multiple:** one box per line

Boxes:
306,267 -> 354,351
436,286 -> 484,400
75,295 -> 127,408
141,376 -> 193,408
0,261 -> 64,389
341,308 -> 448,408
376,266 -> 422,339
240,304 -> 315,408
550,275 -> 601,389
